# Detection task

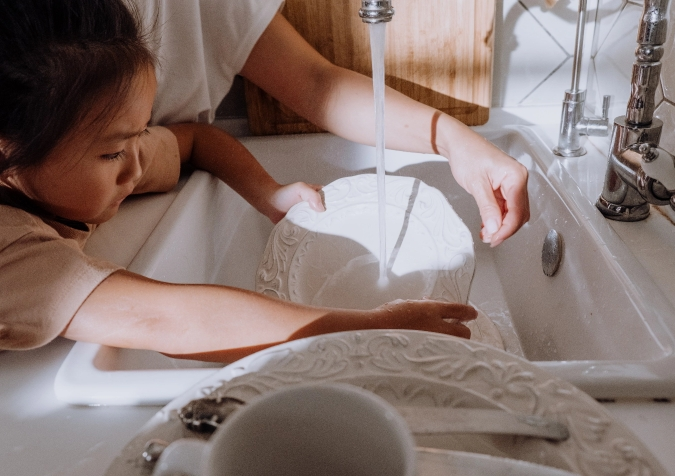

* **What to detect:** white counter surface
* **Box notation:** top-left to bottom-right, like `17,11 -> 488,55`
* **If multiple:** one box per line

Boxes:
2,108 -> 675,476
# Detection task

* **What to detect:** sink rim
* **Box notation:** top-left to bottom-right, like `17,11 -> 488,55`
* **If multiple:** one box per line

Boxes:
55,125 -> 675,404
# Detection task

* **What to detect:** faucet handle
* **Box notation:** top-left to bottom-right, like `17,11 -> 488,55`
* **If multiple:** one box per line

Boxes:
575,95 -> 612,138
638,142 -> 658,162
601,95 -> 611,120
637,143 -> 675,205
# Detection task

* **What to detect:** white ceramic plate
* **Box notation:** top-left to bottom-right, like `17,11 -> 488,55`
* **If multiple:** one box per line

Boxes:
256,174 -> 475,307
255,173 -> 504,349
104,330 -> 666,476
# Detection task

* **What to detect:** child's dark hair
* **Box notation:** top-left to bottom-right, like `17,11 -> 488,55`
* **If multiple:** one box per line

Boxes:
0,0 -> 155,175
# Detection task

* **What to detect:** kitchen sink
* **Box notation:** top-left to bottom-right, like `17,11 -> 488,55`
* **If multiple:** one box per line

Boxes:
55,126 -> 675,405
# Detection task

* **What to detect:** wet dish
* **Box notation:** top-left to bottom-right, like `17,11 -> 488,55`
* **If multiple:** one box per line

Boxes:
256,173 -> 503,348
256,174 -> 476,307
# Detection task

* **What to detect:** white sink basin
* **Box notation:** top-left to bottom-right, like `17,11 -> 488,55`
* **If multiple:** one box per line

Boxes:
55,126 -> 675,405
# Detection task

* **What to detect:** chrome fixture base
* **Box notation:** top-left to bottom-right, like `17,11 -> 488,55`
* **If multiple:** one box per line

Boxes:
596,0 -> 674,222
554,90 -> 611,157
553,145 -> 587,157
595,196 -> 651,222
596,117 -> 666,221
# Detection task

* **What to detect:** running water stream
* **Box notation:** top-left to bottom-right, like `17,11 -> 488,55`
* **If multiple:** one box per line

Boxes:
369,22 -> 388,285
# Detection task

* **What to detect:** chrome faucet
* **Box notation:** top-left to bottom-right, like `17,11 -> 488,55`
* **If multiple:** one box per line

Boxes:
554,0 -> 611,157
359,0 -> 394,23
596,0 -> 675,221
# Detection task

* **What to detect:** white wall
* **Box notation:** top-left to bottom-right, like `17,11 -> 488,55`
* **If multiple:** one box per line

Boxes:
495,0 -> 675,156
494,0 -> 634,111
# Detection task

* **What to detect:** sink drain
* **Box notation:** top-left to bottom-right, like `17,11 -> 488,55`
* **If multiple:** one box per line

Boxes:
542,229 -> 563,277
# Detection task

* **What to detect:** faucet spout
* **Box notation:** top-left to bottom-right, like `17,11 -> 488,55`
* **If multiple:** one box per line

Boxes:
596,0 -> 674,220
359,0 -> 395,24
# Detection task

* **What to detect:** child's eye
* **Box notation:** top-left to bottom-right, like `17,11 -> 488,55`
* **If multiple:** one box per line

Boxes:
101,150 -> 126,161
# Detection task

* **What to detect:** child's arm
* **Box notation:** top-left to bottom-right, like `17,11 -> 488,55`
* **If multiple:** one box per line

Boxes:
61,269 -> 475,361
165,123 -> 324,223
240,13 -> 529,247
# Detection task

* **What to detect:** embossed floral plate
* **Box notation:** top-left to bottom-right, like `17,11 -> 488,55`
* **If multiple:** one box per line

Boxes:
256,174 -> 475,307
255,173 -> 504,349
105,330 -> 666,476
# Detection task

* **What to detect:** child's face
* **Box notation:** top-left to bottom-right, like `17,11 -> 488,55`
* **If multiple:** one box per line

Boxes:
13,66 -> 157,224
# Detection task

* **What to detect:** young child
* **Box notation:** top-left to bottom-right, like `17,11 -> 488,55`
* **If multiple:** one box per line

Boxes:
0,0 -> 476,360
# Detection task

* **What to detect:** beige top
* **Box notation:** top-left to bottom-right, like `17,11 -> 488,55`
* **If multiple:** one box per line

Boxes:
0,126 -> 181,350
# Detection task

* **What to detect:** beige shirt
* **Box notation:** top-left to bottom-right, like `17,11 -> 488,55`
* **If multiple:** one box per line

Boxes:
0,126 -> 180,350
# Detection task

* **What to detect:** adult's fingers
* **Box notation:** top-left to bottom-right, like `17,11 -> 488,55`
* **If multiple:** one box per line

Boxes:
488,171 -> 530,247
470,177 -> 505,245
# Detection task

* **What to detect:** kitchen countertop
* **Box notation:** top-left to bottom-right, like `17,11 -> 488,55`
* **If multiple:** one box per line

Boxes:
1,107 -> 674,476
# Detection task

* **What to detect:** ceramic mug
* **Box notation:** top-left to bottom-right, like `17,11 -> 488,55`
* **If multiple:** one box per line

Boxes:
152,382 -> 417,476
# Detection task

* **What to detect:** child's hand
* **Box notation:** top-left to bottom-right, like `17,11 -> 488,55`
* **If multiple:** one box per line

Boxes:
265,182 -> 325,224
371,299 -> 476,339
288,298 -> 477,342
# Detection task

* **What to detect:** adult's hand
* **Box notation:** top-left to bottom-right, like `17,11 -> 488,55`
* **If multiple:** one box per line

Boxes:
442,127 -> 530,247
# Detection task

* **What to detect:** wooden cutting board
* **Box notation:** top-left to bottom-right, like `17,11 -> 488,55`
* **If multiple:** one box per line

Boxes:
244,0 -> 495,135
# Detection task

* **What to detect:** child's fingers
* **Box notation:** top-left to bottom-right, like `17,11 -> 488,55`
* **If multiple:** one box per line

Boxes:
366,299 -> 476,338
377,299 -> 477,323
441,321 -> 472,339
297,183 -> 325,212
422,300 -> 477,322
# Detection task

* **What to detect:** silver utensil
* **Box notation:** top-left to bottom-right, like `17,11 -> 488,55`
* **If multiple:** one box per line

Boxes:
398,406 -> 569,441
140,439 -> 169,467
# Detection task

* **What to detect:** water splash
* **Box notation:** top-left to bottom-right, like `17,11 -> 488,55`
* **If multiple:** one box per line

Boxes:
310,254 -> 437,310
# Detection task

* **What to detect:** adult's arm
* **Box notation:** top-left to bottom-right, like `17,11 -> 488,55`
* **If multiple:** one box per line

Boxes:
240,13 -> 529,246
